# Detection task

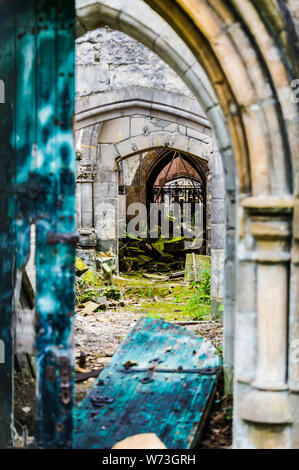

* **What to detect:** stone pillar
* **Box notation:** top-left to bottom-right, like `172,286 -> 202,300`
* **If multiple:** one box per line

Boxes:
235,199 -> 294,448
93,143 -> 119,257
210,142 -> 225,320
252,217 -> 290,391
76,155 -> 97,266
75,123 -> 101,252
76,156 -> 96,229
210,136 -> 234,395
289,198 -> 299,447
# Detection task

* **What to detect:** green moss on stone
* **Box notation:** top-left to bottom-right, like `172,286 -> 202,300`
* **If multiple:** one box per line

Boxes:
80,269 -> 103,287
76,257 -> 87,273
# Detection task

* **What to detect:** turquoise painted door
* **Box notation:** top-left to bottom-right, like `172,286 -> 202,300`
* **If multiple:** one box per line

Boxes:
0,0 -> 76,448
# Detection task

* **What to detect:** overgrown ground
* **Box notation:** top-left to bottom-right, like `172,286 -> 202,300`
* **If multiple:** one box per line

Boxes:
13,270 -> 232,448
75,273 -> 232,449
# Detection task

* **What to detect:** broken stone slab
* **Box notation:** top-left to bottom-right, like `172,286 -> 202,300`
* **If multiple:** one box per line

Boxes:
112,434 -> 167,449
80,301 -> 100,315
170,271 -> 185,279
102,262 -> 113,284
96,252 -> 117,275
95,296 -> 108,310
142,273 -> 169,281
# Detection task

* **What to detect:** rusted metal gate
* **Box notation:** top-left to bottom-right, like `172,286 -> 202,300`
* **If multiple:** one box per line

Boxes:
0,0 -> 76,448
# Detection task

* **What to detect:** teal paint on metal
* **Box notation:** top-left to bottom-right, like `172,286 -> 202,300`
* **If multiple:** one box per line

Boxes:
33,0 -> 76,449
0,0 -> 76,448
75,318 -> 220,449
0,2 -> 17,448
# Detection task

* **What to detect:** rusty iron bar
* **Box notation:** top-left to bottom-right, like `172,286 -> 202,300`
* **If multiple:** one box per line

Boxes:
46,231 -> 79,245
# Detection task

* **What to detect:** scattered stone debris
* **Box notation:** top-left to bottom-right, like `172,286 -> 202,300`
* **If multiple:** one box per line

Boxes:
75,257 -> 88,276
81,301 -> 101,315
119,236 -> 200,273
80,268 -> 103,287
95,296 -> 108,310
142,273 -> 169,281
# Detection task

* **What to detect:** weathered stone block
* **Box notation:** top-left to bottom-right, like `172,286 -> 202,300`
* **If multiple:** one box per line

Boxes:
81,212 -> 93,228
235,312 -> 257,383
131,116 -> 147,136
211,175 -> 225,200
99,117 -> 130,143
76,248 -> 96,268
81,196 -> 93,214
211,199 -> 225,224
146,116 -> 178,134
211,223 -> 225,249
237,261 -> 257,313
99,143 -> 118,167
76,64 -> 109,96
78,229 -> 97,247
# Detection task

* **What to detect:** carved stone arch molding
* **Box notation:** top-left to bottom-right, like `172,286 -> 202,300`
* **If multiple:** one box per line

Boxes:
76,0 -> 299,448
76,97 -> 214,246
75,87 -> 210,132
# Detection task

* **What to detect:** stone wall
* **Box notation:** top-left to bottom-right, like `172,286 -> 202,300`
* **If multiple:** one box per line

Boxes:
76,28 -> 191,98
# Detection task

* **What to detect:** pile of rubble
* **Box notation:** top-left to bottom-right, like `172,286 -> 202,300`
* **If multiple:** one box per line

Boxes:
119,236 -> 201,273
75,254 -> 123,312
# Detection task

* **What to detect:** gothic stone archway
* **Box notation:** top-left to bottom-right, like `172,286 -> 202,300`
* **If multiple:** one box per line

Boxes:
76,0 -> 299,449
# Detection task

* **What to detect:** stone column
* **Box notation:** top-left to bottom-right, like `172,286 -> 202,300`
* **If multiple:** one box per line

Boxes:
76,155 -> 97,266
76,156 -> 96,229
289,199 -> 299,448
210,141 -> 225,319
251,217 -> 290,391
93,143 -> 119,258
289,199 -> 299,392
237,200 -> 294,447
